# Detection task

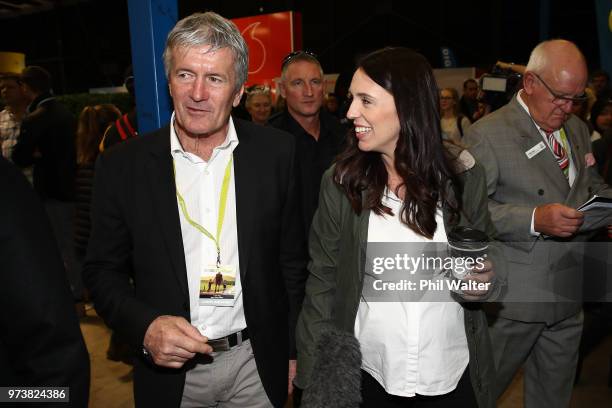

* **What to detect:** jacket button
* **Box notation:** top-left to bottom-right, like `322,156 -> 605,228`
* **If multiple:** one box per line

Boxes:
538,189 -> 544,196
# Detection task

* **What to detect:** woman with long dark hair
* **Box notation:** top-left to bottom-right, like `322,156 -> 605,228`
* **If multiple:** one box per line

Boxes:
295,47 -> 500,407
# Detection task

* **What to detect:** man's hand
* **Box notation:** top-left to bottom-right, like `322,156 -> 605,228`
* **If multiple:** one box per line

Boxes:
288,359 -> 297,395
143,315 -> 212,368
461,259 -> 494,301
533,203 -> 584,238
534,203 -> 584,237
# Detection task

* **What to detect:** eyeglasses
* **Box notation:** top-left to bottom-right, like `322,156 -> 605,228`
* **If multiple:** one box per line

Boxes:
281,50 -> 318,70
532,72 -> 588,106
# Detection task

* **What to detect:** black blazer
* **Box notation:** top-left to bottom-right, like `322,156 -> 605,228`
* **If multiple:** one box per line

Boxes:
83,118 -> 308,407
12,94 -> 77,201
0,157 -> 90,407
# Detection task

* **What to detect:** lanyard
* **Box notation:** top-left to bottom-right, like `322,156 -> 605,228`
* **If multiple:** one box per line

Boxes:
173,156 -> 233,267
559,127 -> 570,158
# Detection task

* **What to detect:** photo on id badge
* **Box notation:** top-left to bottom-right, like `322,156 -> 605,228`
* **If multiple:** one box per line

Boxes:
200,265 -> 236,300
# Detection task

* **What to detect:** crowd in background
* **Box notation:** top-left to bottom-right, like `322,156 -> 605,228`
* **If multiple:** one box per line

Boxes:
1,19 -> 612,406
3,64 -> 609,178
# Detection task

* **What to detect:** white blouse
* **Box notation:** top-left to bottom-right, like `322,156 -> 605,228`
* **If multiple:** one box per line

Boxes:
355,190 -> 469,397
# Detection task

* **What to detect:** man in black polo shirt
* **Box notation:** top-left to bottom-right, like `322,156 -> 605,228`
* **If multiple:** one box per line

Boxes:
269,51 -> 346,239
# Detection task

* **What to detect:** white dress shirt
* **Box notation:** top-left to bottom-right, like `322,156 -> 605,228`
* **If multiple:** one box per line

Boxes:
355,190 -> 469,397
170,113 -> 246,340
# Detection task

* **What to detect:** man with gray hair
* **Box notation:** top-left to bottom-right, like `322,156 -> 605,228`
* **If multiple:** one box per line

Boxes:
465,39 -> 612,406
84,12 -> 307,407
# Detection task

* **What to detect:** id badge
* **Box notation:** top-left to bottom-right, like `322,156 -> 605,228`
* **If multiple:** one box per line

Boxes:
199,264 -> 237,307
525,141 -> 546,159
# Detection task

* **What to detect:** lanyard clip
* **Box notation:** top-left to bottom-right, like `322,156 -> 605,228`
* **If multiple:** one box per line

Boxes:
216,250 -> 221,268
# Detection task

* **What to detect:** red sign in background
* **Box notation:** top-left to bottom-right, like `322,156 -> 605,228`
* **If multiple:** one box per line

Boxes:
232,11 -> 302,88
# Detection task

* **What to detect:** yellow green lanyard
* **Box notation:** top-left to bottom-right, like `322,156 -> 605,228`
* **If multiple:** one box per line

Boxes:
559,127 -> 570,156
559,128 -> 572,178
173,157 -> 233,267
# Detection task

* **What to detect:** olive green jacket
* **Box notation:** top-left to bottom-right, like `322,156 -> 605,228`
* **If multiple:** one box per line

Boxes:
295,154 -> 502,408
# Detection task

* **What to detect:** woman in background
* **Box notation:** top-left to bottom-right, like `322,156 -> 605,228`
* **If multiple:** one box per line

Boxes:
74,104 -> 121,258
74,103 -> 134,363
245,85 -> 273,125
440,87 -> 471,144
295,47 -> 499,408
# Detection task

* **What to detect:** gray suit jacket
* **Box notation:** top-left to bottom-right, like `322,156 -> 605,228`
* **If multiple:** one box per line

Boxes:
464,95 -> 612,324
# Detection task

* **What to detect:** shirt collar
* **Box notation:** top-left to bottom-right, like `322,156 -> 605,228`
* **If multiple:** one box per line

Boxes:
27,92 -> 54,114
516,90 -> 559,137
516,89 -> 529,114
170,112 -> 239,160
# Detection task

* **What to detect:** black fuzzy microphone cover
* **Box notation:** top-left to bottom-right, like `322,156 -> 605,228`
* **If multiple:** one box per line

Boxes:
301,325 -> 362,407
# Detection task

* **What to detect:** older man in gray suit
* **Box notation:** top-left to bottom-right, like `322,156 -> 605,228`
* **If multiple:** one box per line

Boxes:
465,39 -> 612,407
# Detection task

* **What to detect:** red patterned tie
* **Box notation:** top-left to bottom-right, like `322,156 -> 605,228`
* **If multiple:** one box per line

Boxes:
546,132 -> 569,178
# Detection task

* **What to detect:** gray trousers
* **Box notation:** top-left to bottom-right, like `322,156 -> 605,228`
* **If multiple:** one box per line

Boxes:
181,339 -> 273,408
488,312 -> 583,407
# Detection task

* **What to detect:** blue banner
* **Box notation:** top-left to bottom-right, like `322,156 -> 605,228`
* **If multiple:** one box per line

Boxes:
440,46 -> 457,68
595,0 -> 612,76
127,0 -> 177,133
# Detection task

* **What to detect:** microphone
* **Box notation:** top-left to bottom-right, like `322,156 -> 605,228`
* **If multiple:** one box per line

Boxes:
301,324 -> 362,407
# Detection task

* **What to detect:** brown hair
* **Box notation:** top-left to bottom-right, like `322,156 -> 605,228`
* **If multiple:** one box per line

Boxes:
334,47 -> 458,239
76,104 -> 121,164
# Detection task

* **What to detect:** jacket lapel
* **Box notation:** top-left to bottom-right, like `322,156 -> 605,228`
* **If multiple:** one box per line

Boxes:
565,124 -> 584,172
232,119 -> 256,279
563,121 -> 588,204
146,128 -> 189,298
509,98 -> 570,196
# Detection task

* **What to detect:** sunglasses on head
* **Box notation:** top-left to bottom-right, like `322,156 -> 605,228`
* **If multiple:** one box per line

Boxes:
281,50 -> 318,70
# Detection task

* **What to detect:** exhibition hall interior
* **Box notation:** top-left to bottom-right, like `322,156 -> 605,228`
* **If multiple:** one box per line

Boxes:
1,1 -> 611,407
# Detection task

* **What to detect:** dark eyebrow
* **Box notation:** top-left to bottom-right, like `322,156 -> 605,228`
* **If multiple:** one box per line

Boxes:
354,92 -> 373,99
